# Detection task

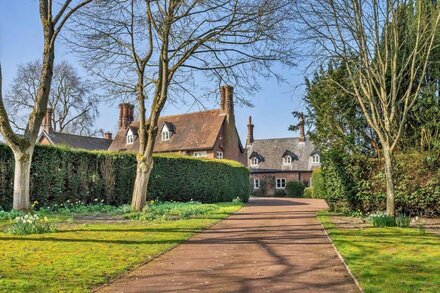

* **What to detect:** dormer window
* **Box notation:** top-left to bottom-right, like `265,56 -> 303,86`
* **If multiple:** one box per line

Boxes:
312,154 -> 320,163
127,134 -> 134,144
161,122 -> 175,141
249,151 -> 264,167
162,130 -> 170,141
282,150 -> 298,165
126,128 -> 136,144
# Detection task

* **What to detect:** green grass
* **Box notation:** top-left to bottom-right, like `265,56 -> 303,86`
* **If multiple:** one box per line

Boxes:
0,202 -> 242,292
319,212 -> 440,293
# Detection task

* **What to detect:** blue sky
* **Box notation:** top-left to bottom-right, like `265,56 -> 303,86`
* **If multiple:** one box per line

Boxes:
0,1 -> 308,142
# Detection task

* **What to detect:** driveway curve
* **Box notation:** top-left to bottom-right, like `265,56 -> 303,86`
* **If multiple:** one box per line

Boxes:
98,197 -> 359,293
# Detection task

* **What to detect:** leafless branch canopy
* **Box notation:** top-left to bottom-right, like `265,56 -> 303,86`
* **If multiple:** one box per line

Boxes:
5,60 -> 99,136
69,0 -> 296,105
295,0 -> 440,152
0,0 -> 92,151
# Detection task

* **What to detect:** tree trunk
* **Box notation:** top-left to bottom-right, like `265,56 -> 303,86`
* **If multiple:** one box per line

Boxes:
12,148 -> 33,211
383,146 -> 395,217
131,155 -> 154,211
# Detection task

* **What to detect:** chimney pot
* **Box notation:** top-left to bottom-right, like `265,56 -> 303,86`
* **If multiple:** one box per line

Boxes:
43,108 -> 53,133
247,115 -> 254,146
298,113 -> 306,142
220,85 -> 234,117
104,131 -> 113,140
118,103 -> 134,129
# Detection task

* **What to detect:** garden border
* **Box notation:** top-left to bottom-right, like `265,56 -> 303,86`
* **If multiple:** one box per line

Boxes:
319,219 -> 364,293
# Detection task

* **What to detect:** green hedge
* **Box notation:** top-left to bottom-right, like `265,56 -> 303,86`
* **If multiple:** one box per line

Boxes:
322,150 -> 440,217
0,144 -> 250,210
286,181 -> 305,197
304,168 -> 325,199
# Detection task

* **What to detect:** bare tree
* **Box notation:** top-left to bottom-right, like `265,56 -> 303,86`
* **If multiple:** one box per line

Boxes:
5,60 -> 99,136
71,0 -> 295,210
0,0 -> 92,210
295,1 -> 440,216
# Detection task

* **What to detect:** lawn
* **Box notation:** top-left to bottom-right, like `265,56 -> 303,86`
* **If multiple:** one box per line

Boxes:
0,202 -> 242,292
319,212 -> 440,293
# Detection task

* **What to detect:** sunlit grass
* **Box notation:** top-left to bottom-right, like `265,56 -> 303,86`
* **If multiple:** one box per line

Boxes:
319,212 -> 440,293
0,202 -> 242,292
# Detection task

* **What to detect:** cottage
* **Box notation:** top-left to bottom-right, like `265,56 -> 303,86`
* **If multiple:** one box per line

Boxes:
38,108 -> 113,151
108,85 -> 247,165
246,116 -> 321,196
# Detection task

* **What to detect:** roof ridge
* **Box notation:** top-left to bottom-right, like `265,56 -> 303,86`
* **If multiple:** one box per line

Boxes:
253,136 -> 306,141
152,108 -> 221,120
50,131 -> 108,141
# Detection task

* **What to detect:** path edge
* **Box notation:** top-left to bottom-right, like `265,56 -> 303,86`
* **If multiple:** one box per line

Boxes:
91,204 -> 245,292
318,216 -> 364,293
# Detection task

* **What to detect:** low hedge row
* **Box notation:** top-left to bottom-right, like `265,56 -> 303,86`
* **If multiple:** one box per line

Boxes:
0,144 -> 250,210
322,150 -> 440,217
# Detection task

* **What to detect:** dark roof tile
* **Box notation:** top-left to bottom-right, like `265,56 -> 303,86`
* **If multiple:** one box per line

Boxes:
247,137 -> 319,171
44,132 -> 112,150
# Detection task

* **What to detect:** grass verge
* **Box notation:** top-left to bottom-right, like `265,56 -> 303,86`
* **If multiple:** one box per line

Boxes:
0,202 -> 242,292
318,211 -> 440,293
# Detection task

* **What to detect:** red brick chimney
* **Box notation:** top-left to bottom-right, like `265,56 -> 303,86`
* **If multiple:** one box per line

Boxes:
43,108 -> 53,133
119,103 -> 134,129
220,85 -> 234,119
298,113 -> 306,142
219,85 -> 240,161
104,131 -> 113,140
246,116 -> 254,146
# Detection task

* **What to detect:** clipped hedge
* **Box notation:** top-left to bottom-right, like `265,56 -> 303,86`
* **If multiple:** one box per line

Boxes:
322,150 -> 440,217
304,168 -> 325,199
0,144 -> 249,210
286,181 -> 305,197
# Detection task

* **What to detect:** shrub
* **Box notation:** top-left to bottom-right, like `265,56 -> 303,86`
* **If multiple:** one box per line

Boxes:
0,144 -> 250,209
4,214 -> 56,235
321,149 -> 440,217
286,181 -> 305,198
369,213 -> 396,227
274,189 -> 287,196
311,168 -> 325,198
304,187 -> 314,198
0,209 -> 25,221
395,215 -> 411,227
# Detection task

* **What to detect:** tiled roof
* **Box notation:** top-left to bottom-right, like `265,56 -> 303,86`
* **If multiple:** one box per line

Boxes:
42,131 -> 112,151
247,137 -> 318,171
108,109 -> 226,152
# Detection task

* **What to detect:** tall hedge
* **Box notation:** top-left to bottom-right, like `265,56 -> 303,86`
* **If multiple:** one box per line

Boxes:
322,150 -> 440,217
0,144 -> 249,210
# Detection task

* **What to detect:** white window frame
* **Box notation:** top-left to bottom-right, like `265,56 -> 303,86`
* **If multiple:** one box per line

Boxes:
127,134 -> 134,144
276,178 -> 286,189
161,130 -> 170,141
250,157 -> 259,166
253,178 -> 260,189
127,128 -> 136,145
216,151 -> 224,159
312,154 -> 320,164
283,155 -> 292,165
193,151 -> 208,158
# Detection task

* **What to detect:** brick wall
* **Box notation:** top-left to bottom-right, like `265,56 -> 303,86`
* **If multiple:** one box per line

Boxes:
250,171 -> 312,196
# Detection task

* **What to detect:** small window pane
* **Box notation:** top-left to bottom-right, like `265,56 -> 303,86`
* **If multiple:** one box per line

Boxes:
254,179 -> 260,189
